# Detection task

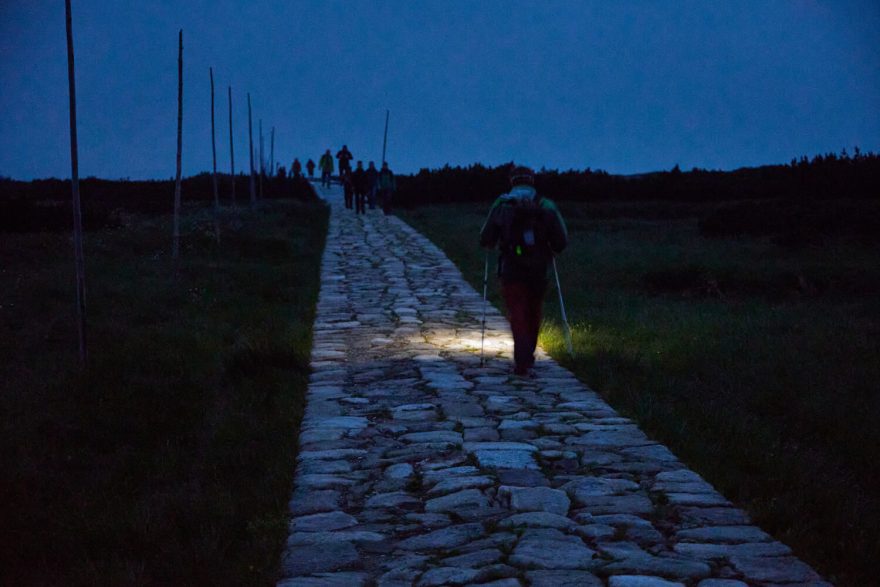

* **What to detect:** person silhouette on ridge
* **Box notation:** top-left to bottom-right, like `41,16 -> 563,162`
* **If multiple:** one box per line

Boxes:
306,158 -> 316,178
336,145 -> 353,175
352,160 -> 367,214
318,149 -> 334,188
365,161 -> 379,210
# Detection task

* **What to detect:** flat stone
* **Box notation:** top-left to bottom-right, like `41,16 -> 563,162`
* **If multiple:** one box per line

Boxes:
510,534 -> 598,569
297,448 -> 368,460
526,570 -> 603,586
498,511 -> 577,529
696,580 -> 750,587
563,476 -> 640,498
397,523 -> 485,550
473,449 -> 539,470
378,566 -> 423,586
423,465 -> 479,483
441,548 -> 503,568
503,486 -> 571,515
401,430 -> 464,444
385,463 -> 414,479
729,556 -> 820,583
416,567 -> 479,586
608,577 -> 685,587
573,494 -> 655,515
392,403 -> 438,420
281,542 -> 358,575
306,416 -> 369,430
674,541 -> 791,559
603,555 -> 711,580
365,491 -> 421,509
677,507 -> 751,527
665,492 -> 731,507
463,441 -> 538,452
425,489 -> 490,513
290,511 -> 358,532
677,525 -> 772,544
428,476 -> 494,496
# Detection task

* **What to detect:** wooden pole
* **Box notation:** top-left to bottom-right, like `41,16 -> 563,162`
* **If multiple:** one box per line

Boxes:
382,109 -> 389,165
172,29 -> 183,260
228,85 -> 235,205
247,92 -> 255,206
65,0 -> 87,365
258,118 -> 264,199
210,67 -> 219,244
270,126 -> 275,178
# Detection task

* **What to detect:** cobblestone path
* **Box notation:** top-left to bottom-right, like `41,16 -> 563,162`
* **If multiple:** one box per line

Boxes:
278,185 -> 829,587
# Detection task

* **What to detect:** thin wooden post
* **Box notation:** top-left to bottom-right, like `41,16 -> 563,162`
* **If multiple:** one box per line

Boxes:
247,92 -> 255,206
228,85 -> 235,205
382,109 -> 389,165
258,119 -> 264,199
172,29 -> 183,260
65,0 -> 87,365
209,67 -> 219,244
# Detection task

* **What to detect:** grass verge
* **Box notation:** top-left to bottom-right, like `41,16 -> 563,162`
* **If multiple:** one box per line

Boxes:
1,199 -> 328,585
401,201 -> 880,587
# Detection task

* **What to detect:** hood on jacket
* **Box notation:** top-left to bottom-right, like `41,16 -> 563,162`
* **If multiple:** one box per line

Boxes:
501,184 -> 538,202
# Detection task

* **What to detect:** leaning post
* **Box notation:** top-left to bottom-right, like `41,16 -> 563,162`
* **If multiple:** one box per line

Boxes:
65,0 -> 87,365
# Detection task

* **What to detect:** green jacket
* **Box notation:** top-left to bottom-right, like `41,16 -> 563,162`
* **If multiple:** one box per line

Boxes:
479,185 -> 568,282
318,153 -> 334,172
378,169 -> 396,191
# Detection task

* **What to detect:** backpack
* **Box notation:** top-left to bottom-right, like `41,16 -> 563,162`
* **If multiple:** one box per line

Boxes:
500,197 -> 549,275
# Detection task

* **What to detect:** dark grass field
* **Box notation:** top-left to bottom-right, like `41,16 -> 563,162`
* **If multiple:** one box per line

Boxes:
0,199 -> 328,585
401,201 -> 880,587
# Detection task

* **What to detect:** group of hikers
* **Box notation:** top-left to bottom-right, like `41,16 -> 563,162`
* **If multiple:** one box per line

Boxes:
289,146 -> 397,215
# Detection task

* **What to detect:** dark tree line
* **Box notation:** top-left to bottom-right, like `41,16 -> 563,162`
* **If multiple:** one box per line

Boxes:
0,174 -> 316,234
396,149 -> 880,208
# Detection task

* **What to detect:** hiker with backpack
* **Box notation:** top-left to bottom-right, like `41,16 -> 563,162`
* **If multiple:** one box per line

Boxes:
365,161 -> 379,209
377,161 -> 396,215
336,145 -> 353,175
306,158 -> 316,178
479,166 -> 568,376
342,169 -> 354,210
291,158 -> 302,179
352,161 -> 367,214
318,149 -> 334,187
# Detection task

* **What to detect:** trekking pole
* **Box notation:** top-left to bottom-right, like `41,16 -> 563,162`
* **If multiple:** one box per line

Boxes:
552,256 -> 574,356
480,251 -> 489,366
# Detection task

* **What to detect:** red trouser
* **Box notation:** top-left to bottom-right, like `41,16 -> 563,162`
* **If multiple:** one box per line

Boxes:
501,280 -> 546,371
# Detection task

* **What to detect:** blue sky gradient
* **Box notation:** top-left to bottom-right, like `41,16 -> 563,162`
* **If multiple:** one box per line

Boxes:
1,0 -> 878,179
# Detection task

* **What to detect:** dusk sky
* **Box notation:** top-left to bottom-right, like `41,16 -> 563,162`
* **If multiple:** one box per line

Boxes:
1,1 -> 878,180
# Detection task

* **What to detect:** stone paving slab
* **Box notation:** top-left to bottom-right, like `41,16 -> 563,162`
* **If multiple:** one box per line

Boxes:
278,183 -> 831,586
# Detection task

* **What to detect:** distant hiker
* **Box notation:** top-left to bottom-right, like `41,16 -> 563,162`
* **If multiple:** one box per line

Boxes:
336,145 -> 353,175
318,149 -> 334,187
342,169 -> 354,210
306,158 -> 316,178
365,161 -> 379,209
352,160 -> 367,214
479,165 -> 568,376
377,161 -> 397,215
291,158 -> 302,179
